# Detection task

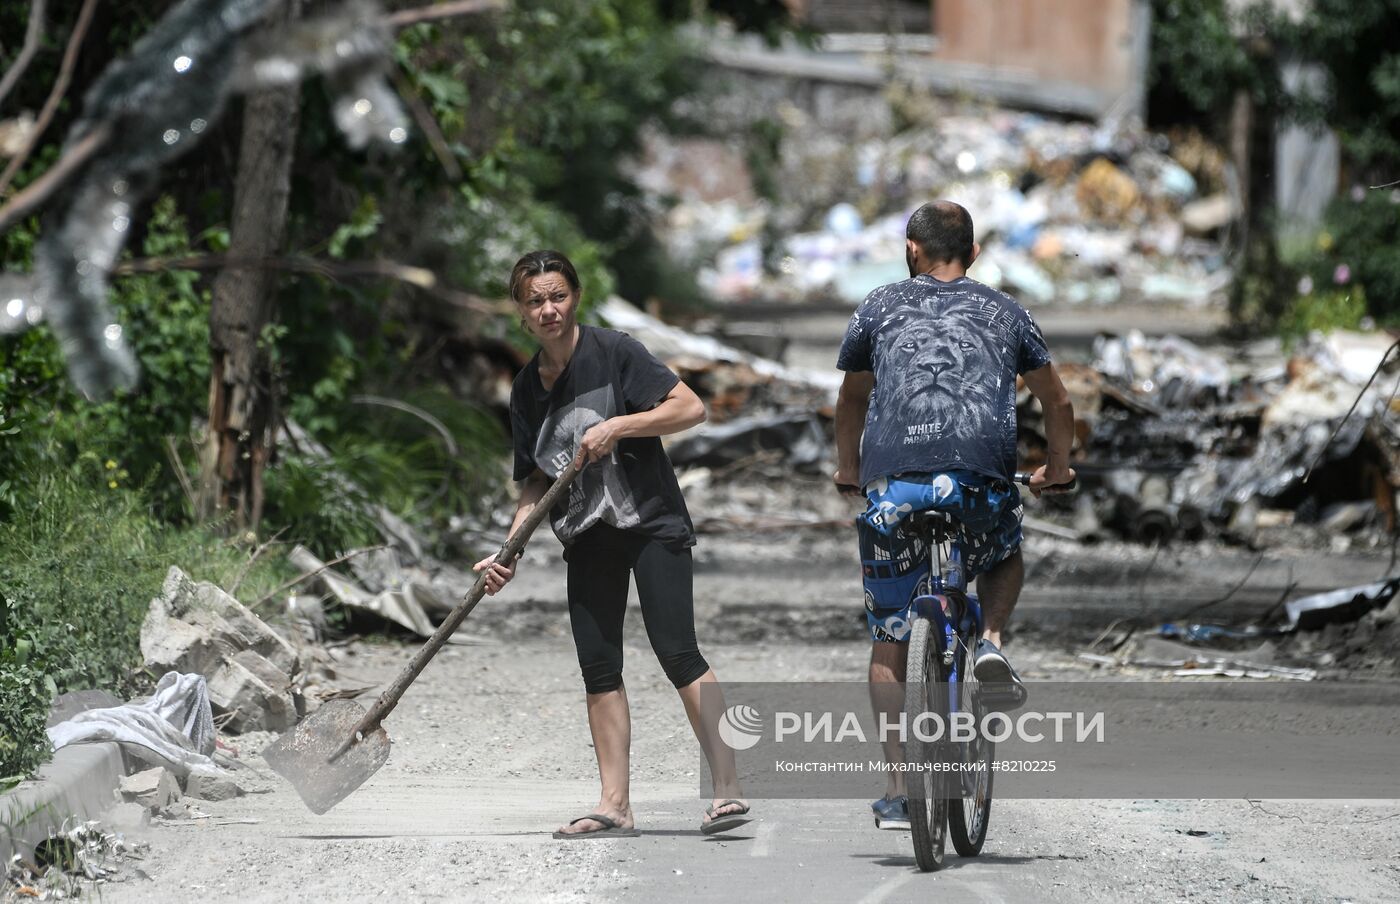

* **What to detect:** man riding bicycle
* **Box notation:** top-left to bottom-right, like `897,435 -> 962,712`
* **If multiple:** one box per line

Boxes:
833,201 -> 1076,829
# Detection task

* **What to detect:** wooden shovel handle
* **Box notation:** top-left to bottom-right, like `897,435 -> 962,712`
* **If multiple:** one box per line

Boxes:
333,459 -> 581,759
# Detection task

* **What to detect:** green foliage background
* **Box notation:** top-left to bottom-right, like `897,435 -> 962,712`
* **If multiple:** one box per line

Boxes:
1151,0 -> 1400,328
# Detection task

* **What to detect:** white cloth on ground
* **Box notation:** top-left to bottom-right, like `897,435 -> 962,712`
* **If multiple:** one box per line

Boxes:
46,671 -> 222,778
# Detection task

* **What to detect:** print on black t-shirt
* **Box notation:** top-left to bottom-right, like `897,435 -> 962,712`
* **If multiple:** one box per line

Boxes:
510,326 -> 696,551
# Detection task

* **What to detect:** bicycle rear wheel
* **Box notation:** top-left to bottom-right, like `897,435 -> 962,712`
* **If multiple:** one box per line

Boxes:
948,635 -> 994,857
904,616 -> 949,872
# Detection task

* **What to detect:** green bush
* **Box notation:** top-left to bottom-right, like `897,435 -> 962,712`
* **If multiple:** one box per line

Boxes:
265,386 -> 508,559
0,614 -> 55,784
1293,192 -> 1400,326
1149,0 -> 1258,122
0,197 -> 211,522
1278,286 -> 1369,342
0,469 -> 288,779
261,452 -> 382,558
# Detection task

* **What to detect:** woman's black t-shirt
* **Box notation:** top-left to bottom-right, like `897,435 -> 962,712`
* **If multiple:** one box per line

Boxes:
510,325 -> 697,552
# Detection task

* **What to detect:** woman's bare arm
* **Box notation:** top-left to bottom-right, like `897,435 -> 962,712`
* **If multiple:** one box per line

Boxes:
575,381 -> 705,464
473,469 -> 549,594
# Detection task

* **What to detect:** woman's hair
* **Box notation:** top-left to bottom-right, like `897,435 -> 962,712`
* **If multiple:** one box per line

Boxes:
509,250 -> 581,303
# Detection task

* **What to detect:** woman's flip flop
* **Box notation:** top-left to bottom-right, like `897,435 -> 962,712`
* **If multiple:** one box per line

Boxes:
552,813 -> 641,839
701,800 -> 752,835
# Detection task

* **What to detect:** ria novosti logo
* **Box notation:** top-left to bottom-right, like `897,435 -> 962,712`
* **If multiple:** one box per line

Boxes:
717,704 -> 764,751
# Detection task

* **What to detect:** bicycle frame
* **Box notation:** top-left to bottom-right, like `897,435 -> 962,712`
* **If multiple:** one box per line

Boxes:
910,537 -> 982,708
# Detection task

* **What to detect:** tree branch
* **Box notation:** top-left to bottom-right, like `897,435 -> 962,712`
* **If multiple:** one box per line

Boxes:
0,0 -> 47,110
112,252 -> 511,316
229,526 -> 288,597
0,0 -> 98,197
0,122 -> 107,233
390,65 -> 462,181
385,0 -> 506,29
350,394 -> 459,456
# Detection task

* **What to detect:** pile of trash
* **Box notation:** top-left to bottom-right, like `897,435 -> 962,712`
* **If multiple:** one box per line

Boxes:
4,819 -> 150,900
651,112 -> 1235,307
1078,578 -> 1400,679
1020,329 -> 1400,547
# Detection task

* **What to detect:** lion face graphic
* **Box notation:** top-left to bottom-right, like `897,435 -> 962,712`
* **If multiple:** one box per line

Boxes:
881,310 -> 997,443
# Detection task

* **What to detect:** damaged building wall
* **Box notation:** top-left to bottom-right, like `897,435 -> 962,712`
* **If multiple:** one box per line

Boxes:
931,0 -> 1151,119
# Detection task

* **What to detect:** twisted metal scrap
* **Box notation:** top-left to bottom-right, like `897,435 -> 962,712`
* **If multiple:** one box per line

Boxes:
0,0 -> 408,399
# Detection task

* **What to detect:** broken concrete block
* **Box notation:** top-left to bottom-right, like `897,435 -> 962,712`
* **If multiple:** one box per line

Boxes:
141,607 -> 220,676
119,767 -> 180,810
232,648 -> 291,691
184,770 -> 245,802
146,568 -> 300,675
206,658 -> 298,733
106,801 -> 151,830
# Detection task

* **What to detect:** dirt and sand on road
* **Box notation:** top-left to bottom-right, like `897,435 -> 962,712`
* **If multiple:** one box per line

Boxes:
80,522 -> 1400,904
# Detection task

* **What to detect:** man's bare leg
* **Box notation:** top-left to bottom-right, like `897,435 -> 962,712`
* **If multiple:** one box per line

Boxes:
976,550 -> 1024,649
869,641 -> 907,799
557,684 -> 633,834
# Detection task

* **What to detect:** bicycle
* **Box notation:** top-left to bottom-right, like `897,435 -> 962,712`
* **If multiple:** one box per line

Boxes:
902,470 -> 1074,872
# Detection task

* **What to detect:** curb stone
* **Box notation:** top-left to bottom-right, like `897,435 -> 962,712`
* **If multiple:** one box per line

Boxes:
0,742 -> 127,864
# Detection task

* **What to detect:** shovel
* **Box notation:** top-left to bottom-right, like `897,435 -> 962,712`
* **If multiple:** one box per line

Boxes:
263,459 -> 580,814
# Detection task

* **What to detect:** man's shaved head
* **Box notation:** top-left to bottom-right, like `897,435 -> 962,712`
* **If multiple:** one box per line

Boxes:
906,201 -> 975,268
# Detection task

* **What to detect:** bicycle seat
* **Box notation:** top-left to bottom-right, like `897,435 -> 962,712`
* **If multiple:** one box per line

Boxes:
905,508 -> 960,542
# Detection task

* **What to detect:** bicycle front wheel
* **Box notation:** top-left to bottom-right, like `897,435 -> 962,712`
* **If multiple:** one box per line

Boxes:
904,616 -> 949,872
948,635 -> 994,857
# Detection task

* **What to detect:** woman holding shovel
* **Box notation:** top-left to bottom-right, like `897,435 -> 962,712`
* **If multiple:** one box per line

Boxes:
473,249 -> 750,839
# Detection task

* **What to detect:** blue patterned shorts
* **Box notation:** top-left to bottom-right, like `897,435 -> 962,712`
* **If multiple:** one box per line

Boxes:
857,471 -> 1024,643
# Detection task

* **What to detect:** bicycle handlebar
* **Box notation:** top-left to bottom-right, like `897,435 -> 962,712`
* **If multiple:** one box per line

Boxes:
1014,471 -> 1077,492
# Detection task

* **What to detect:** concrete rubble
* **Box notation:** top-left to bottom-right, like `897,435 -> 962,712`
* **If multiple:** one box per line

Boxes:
141,569 -> 296,733
104,801 -> 151,831
183,771 -> 244,803
117,767 -> 180,811
595,293 -> 1398,555
139,567 -> 342,734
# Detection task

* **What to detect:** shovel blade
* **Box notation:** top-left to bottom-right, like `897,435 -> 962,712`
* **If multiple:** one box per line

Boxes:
262,699 -> 392,815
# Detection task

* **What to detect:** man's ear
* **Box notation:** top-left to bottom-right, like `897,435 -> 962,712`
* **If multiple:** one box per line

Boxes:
968,242 -> 981,267
906,239 -> 920,263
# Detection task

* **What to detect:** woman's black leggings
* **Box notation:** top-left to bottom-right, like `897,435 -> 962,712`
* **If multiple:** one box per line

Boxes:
566,523 -> 710,695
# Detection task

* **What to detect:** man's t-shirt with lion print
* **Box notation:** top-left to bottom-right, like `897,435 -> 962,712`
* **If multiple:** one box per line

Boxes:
837,273 -> 1050,487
